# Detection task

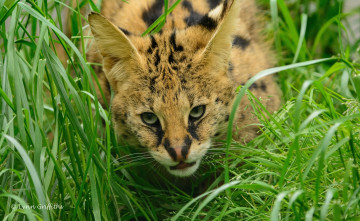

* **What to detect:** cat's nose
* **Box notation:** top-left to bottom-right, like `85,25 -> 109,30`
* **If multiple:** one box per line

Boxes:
164,136 -> 192,162
164,145 -> 190,162
172,146 -> 189,162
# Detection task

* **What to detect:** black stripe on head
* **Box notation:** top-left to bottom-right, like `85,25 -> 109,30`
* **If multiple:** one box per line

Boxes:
207,0 -> 222,9
233,36 -> 250,50
142,0 -> 164,26
168,53 -> 175,63
198,15 -> 217,30
150,36 -> 158,48
169,32 -> 184,52
154,51 -> 160,67
148,36 -> 161,67
182,0 -> 204,27
147,35 -> 158,54
149,77 -> 157,93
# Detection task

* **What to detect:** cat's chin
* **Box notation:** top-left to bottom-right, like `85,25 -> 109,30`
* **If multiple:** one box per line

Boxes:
165,160 -> 200,177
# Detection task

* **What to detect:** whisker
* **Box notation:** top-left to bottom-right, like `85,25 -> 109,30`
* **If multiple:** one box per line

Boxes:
115,152 -> 151,160
113,157 -> 154,164
207,148 -> 244,152
135,158 -> 156,165
112,155 -> 154,164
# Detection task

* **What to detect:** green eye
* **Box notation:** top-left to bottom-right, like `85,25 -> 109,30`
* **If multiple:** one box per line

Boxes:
141,112 -> 159,126
189,105 -> 206,120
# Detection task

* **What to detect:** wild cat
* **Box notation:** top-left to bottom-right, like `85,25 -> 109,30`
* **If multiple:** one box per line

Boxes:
87,0 -> 281,177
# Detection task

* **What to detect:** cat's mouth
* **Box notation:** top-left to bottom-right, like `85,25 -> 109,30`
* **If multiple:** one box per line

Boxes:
170,161 -> 196,170
150,140 -> 211,177
165,160 -> 200,177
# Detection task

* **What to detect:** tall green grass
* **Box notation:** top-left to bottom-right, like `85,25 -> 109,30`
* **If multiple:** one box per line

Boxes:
1,0 -> 360,220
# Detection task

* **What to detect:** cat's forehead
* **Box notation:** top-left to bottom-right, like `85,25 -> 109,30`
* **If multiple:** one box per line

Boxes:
130,29 -> 212,73
124,31 -> 207,92
145,32 -> 191,74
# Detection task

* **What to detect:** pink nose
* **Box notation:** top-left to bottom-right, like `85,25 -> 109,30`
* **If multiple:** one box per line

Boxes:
163,137 -> 192,162
173,147 -> 185,162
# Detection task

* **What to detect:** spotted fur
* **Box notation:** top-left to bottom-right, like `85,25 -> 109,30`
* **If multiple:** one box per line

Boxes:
87,0 -> 281,177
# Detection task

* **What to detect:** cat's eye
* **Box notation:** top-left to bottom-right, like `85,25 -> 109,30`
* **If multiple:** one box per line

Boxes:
141,112 -> 159,126
189,105 -> 206,120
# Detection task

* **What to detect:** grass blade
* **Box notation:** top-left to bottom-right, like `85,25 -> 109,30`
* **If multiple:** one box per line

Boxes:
4,135 -> 50,221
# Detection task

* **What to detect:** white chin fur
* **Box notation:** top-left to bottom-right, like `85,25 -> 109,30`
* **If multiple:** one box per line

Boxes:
165,160 -> 200,177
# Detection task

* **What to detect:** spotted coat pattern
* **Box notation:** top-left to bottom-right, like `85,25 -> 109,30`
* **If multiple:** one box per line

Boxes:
87,0 -> 281,177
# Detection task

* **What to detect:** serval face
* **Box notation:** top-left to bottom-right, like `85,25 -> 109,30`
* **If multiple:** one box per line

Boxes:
88,0 -> 281,176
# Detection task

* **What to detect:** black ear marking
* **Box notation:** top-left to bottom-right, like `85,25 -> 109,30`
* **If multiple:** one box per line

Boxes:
183,0 -> 220,30
198,15 -> 217,30
207,0 -> 222,9
220,0 -> 230,19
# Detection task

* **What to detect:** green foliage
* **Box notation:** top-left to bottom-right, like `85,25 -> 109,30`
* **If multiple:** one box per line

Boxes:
0,0 -> 359,220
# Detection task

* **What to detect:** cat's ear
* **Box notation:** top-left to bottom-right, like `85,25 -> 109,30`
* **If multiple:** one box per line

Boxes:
197,0 -> 241,70
88,12 -> 140,62
88,13 -> 141,89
